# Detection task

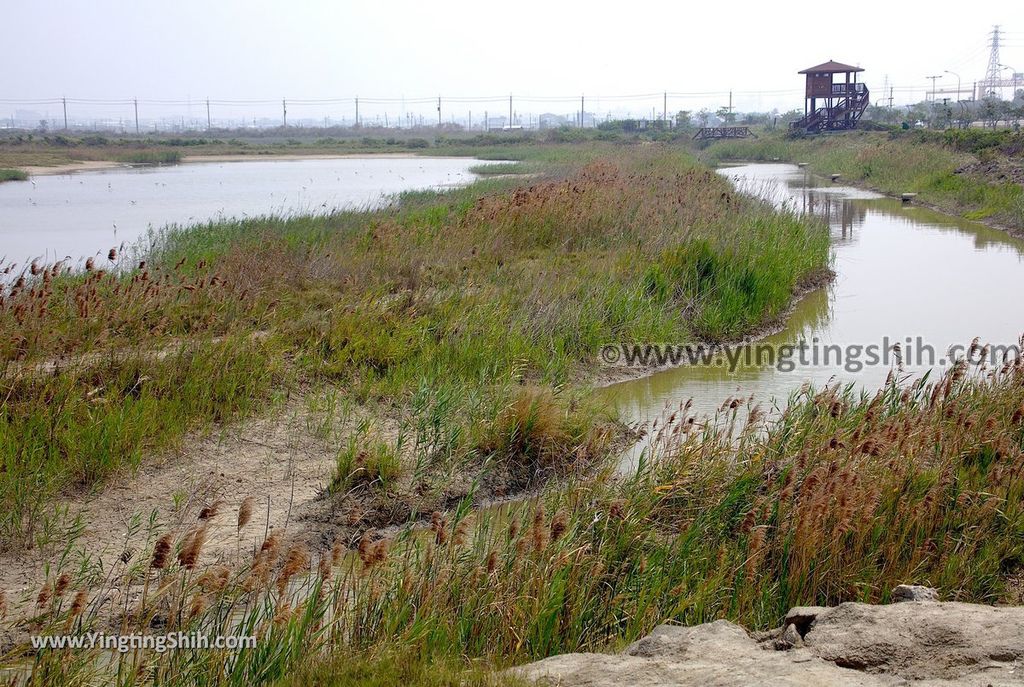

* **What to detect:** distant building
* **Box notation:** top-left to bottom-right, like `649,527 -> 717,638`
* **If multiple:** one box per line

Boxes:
538,113 -> 567,129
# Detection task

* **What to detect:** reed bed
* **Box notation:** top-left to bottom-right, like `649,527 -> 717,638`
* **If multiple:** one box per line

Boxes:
115,150 -> 183,165
0,144 -> 829,550
5,355 -> 1022,685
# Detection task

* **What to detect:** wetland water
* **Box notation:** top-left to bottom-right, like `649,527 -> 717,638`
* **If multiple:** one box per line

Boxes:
603,163 -> 1024,462
0,156 -> 490,267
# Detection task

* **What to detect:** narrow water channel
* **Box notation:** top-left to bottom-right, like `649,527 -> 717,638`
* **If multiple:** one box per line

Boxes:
603,163 -> 1024,463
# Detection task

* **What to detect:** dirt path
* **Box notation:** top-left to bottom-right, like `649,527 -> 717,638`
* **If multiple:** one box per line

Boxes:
0,397 -> 341,621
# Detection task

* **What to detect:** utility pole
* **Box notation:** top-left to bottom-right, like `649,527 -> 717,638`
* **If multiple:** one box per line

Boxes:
888,87 -> 894,109
580,94 -> 585,128
355,97 -> 359,126
282,98 -> 287,127
663,91 -> 667,124
438,96 -> 442,127
944,70 -> 962,103
133,98 -> 139,134
1000,64 -> 1019,102
206,98 -> 211,130
484,110 -> 488,132
468,110 -> 472,130
508,94 -> 512,129
62,96 -> 68,130
926,75 -> 942,102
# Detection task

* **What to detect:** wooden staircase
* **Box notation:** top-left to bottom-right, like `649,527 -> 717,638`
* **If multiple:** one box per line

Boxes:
791,85 -> 870,133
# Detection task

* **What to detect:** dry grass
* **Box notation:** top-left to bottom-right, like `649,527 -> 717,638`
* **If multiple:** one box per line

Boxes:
2,355 -> 1021,685
0,141 -> 849,685
0,144 -> 829,550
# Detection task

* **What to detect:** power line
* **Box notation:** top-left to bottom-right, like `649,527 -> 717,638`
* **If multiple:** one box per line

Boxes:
0,76 -> 1000,131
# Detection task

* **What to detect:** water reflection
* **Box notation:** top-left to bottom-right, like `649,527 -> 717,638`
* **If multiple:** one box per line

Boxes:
603,163 -> 1024,449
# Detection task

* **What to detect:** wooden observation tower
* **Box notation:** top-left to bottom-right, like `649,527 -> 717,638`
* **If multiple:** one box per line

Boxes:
791,60 -> 869,133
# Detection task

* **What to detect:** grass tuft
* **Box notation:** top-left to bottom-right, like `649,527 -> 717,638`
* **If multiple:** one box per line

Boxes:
0,168 -> 28,182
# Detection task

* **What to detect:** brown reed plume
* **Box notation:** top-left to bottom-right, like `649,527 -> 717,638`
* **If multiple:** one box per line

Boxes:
260,531 -> 281,559
430,511 -> 448,546
197,501 -> 221,521
177,525 -> 209,570
53,573 -> 71,600
237,496 -> 255,531
531,506 -> 547,553
197,566 -> 230,593
36,581 -> 51,609
188,593 -> 207,622
69,590 -> 88,619
277,544 -> 311,595
150,533 -> 174,570
550,511 -> 568,542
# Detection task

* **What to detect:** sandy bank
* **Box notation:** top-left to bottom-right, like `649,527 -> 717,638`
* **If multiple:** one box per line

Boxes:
21,160 -> 127,176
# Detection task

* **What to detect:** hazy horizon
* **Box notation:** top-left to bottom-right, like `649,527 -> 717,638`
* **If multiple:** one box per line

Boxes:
4,0 -> 1022,126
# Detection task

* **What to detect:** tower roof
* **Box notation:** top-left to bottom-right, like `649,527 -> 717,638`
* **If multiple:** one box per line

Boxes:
798,60 -> 864,74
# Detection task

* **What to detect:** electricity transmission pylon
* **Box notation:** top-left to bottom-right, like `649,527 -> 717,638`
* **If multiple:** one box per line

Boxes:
982,25 -> 1002,98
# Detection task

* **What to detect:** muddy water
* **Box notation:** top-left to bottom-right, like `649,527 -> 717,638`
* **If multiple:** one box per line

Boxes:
602,163 -> 1024,465
0,156 -> 491,267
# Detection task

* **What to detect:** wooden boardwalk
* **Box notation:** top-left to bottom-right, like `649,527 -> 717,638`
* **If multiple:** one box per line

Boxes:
692,126 -> 754,141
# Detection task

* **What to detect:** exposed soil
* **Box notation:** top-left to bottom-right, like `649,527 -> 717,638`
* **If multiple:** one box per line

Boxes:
21,160 -> 126,176
15,152 -> 446,177
0,396 -> 339,623
957,156 -> 1024,187
0,387 -> 625,628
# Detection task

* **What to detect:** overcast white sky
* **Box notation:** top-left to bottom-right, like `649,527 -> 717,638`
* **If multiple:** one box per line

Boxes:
4,0 -> 1022,125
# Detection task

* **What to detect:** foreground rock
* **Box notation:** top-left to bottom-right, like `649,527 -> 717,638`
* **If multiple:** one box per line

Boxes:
515,597 -> 1024,686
